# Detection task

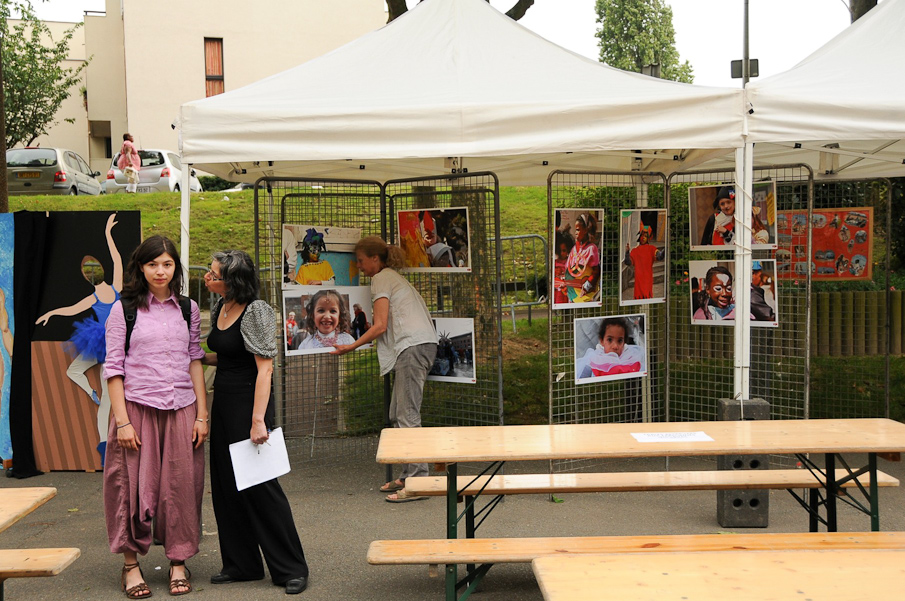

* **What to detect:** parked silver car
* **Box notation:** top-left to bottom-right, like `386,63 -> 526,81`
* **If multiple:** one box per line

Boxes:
6,147 -> 103,196
104,149 -> 203,194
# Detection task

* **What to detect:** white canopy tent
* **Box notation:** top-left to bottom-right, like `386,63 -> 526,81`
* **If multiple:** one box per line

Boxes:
177,0 -> 904,407
177,0 -> 745,185
744,0 -> 905,179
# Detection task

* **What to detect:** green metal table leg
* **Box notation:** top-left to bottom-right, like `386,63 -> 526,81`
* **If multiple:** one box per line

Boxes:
446,462 -> 458,601
869,453 -> 880,531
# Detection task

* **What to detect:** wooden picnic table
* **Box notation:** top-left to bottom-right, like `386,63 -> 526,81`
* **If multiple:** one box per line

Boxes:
0,488 -> 56,534
532,549 -> 905,601
374,418 -> 905,601
0,487 -> 80,600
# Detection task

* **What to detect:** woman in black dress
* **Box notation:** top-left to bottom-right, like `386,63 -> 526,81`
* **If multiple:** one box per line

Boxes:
203,250 -> 309,595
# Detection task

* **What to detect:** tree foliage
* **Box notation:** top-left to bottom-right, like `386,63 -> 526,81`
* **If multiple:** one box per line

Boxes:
595,0 -> 693,83
2,0 -> 87,149
387,0 -> 534,23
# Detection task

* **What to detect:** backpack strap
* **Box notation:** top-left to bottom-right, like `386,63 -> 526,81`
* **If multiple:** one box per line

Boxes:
123,304 -> 138,356
123,298 -> 193,356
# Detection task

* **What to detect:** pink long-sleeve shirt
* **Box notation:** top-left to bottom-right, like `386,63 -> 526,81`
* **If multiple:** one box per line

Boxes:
103,294 -> 205,410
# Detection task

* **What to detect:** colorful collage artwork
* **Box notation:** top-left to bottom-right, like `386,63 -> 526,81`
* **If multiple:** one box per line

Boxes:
775,207 -> 873,280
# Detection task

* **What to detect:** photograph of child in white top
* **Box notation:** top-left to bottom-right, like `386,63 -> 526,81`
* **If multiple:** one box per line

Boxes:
574,314 -> 647,384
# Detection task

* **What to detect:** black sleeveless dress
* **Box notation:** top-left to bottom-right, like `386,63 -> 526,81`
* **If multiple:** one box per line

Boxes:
207,304 -> 308,584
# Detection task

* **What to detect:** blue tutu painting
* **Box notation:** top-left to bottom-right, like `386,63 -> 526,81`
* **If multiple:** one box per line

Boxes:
34,214 -> 123,466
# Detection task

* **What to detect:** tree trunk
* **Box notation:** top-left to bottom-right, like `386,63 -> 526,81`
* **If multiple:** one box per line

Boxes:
0,44 -> 8,214
851,0 -> 877,22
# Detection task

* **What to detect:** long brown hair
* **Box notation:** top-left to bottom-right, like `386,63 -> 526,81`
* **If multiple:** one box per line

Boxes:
120,235 -> 184,310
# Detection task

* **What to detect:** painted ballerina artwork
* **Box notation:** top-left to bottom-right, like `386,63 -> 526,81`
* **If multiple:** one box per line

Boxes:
35,213 -> 123,466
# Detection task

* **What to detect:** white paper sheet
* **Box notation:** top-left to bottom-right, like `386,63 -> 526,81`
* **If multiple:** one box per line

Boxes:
228,427 -> 291,491
631,431 -> 714,443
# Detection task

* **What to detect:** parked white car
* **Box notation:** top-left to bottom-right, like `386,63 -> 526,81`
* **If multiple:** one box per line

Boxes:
104,149 -> 203,194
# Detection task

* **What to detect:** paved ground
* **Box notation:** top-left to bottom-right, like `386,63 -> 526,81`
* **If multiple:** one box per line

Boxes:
3,451 -> 905,601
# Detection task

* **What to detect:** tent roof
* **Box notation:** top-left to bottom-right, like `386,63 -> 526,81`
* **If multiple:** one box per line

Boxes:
745,0 -> 905,178
178,0 -> 744,185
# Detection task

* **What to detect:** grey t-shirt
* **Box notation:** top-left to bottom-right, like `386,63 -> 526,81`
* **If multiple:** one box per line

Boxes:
370,268 -> 437,375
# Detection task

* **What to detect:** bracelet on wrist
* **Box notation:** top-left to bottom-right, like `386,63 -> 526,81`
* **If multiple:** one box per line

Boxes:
116,422 -> 131,430
196,418 -> 209,423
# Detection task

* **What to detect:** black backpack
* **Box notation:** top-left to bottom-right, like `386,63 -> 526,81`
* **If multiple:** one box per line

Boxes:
123,297 -> 193,355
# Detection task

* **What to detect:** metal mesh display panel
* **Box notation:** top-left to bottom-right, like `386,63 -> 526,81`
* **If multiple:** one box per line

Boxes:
383,173 -> 504,428
548,171 -> 669,473
666,166 -> 813,425
803,179 -> 891,420
253,178 -> 385,469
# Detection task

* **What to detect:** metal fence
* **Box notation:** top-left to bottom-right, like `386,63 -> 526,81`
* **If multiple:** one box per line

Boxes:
498,234 -> 547,331
546,170 -> 897,473
247,174 -> 504,470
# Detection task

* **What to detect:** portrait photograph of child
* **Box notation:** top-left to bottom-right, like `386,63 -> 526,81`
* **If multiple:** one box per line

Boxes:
397,207 -> 471,273
553,208 -> 604,310
283,285 -> 373,355
574,314 -> 648,384
620,209 -> 667,306
689,259 -> 779,327
689,182 -> 777,251
282,224 -> 361,289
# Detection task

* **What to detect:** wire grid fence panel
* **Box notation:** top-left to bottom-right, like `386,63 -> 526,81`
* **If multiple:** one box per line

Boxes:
666,166 -> 812,429
803,179 -> 891,420
253,178 -> 385,470
548,171 -> 668,473
384,173 -> 504,429
498,234 -> 548,331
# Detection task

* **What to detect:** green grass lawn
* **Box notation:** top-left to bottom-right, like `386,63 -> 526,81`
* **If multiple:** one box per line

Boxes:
10,185 -> 548,267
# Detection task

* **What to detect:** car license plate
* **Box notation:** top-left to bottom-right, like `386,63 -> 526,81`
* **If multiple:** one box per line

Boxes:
137,187 -> 152,193
16,171 -> 41,179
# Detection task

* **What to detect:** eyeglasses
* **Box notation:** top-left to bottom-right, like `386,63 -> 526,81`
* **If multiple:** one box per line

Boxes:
206,265 -> 223,281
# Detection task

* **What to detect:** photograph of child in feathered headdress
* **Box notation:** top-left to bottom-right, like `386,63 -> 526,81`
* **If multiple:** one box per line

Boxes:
281,224 -> 361,289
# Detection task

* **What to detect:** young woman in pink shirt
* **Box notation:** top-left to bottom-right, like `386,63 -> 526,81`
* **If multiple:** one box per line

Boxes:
103,235 -> 208,598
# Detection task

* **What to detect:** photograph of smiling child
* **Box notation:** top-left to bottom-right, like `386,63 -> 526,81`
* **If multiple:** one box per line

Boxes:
282,286 -> 372,355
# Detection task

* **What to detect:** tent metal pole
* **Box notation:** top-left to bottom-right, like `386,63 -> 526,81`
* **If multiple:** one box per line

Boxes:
180,160 -> 191,295
733,144 -> 754,401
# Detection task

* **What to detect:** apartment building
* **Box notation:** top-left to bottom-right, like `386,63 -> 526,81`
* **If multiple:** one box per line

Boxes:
24,0 -> 387,173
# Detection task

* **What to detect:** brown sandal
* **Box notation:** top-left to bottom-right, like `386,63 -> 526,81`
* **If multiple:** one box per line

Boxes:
168,561 -> 192,596
121,562 -> 152,599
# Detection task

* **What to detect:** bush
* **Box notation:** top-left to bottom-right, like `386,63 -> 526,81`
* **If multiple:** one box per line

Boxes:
198,175 -> 235,192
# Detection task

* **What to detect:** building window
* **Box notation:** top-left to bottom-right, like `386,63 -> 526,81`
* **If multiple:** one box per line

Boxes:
205,38 -> 224,97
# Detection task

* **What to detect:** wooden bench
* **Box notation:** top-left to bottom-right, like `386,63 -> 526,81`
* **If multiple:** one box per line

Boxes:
404,469 -> 899,497
368,530 -> 905,566
0,548 -> 81,593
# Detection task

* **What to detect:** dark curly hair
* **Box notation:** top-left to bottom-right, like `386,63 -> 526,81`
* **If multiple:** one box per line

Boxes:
211,250 -> 259,305
120,235 -> 183,311
597,317 -> 632,345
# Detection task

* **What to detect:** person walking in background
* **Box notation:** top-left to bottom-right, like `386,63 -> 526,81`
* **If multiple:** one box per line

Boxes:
118,133 -> 141,193
103,236 -> 207,598
203,250 -> 309,595
332,236 -> 438,503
